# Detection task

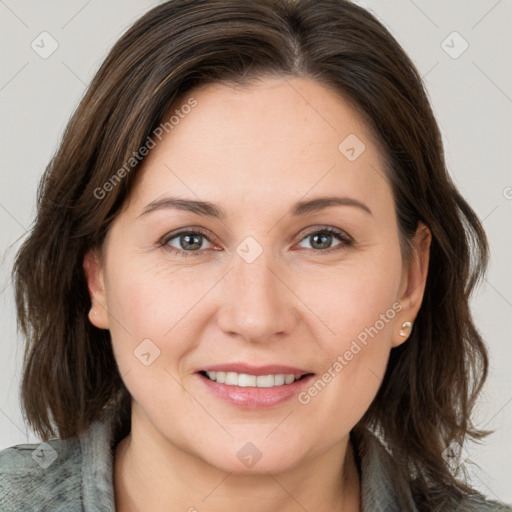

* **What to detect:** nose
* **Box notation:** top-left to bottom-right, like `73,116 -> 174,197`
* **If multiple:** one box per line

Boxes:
215,251 -> 299,344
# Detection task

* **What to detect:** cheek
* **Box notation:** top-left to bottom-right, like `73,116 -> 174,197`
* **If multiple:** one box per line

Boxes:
299,245 -> 403,347
106,253 -> 205,330
104,259 -> 214,374
293,249 -> 402,430
297,340 -> 389,443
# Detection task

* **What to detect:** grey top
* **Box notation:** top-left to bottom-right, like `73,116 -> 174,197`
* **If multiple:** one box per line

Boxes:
1,411 -> 510,511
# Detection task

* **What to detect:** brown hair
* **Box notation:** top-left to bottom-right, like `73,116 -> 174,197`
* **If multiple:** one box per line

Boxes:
13,0 -> 490,509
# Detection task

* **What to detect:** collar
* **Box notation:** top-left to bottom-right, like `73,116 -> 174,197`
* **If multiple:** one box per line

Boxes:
78,410 -> 416,511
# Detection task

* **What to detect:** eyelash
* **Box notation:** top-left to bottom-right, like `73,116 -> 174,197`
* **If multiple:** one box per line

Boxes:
159,226 -> 353,258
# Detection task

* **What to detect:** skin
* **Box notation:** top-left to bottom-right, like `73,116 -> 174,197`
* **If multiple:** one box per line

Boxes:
84,76 -> 431,512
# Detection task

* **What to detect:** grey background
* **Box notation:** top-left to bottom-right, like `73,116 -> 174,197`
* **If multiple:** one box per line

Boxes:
1,0 -> 511,503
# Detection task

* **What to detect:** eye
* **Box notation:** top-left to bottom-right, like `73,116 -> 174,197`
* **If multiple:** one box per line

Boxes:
159,226 -> 353,258
160,228 -> 215,257
295,227 -> 353,253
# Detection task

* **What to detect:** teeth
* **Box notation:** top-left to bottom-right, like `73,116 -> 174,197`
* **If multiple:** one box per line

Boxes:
225,372 -> 239,385
256,375 -> 274,388
205,371 -> 300,387
238,374 -> 257,387
274,374 -> 285,386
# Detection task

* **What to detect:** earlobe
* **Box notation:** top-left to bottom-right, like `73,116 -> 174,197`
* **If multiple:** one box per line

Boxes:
399,321 -> 414,338
392,222 -> 431,347
83,248 -> 110,329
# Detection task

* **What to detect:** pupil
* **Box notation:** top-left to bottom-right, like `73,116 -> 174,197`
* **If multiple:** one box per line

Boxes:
182,233 -> 201,250
312,232 -> 331,249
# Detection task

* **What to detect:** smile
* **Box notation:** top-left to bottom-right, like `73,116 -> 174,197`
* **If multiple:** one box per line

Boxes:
203,371 -> 301,388
197,364 -> 315,409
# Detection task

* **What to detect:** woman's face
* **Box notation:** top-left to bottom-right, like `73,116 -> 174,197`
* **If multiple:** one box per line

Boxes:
85,77 -> 429,474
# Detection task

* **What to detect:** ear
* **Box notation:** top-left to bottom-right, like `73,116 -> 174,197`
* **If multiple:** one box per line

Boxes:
392,222 -> 431,347
83,248 -> 110,329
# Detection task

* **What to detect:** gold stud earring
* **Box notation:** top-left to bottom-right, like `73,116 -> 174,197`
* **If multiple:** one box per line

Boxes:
399,321 -> 413,337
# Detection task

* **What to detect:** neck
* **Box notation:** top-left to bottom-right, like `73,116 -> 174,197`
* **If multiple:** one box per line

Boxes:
114,408 -> 361,512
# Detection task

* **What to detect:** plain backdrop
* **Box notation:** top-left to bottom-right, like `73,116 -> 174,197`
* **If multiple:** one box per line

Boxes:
1,0 -> 511,504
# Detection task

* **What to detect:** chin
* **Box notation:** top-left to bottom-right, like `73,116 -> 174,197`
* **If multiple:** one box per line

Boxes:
195,436 -> 308,475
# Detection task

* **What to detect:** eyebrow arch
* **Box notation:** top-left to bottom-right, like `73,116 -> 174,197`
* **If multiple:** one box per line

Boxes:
138,195 -> 373,219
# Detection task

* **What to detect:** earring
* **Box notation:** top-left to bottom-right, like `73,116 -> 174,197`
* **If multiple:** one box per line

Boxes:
399,321 -> 413,337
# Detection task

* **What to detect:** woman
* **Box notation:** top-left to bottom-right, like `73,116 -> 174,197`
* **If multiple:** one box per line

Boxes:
1,0 -> 510,511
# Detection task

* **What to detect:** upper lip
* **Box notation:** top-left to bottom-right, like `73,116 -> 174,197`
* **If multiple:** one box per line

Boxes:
197,363 -> 312,378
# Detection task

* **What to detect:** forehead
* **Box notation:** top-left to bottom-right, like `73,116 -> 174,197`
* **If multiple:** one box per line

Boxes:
128,77 -> 391,216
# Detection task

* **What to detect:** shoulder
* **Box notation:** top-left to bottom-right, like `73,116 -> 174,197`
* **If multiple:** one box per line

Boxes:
354,428 -> 512,512
0,437 -> 83,512
0,409 -> 119,512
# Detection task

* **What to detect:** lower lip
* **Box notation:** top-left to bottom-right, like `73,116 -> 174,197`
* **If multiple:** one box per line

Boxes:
198,373 -> 315,409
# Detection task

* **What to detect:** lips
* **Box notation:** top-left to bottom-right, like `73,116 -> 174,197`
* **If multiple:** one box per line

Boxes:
196,363 -> 314,408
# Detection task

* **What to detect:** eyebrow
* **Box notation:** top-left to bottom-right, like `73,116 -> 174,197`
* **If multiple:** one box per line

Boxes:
138,195 -> 373,219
